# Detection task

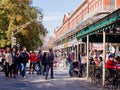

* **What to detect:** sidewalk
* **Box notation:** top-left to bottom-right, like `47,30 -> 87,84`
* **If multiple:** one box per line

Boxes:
0,70 -> 106,90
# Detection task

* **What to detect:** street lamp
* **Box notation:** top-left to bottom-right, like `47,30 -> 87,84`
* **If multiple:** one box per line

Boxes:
11,19 -> 37,48
11,12 -> 43,48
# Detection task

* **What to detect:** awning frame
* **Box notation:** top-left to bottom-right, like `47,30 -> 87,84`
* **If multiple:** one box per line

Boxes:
76,8 -> 120,40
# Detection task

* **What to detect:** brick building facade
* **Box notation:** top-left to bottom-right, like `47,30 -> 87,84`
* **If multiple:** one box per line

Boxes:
54,0 -> 120,58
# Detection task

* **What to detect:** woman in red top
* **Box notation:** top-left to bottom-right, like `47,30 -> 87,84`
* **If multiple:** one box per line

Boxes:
106,54 -> 116,77
106,54 -> 116,69
29,51 -> 37,74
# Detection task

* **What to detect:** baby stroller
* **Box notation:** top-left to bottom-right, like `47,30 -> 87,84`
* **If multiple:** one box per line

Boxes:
70,60 -> 81,77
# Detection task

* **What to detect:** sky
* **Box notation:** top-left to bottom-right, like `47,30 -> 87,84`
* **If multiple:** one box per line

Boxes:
33,0 -> 82,36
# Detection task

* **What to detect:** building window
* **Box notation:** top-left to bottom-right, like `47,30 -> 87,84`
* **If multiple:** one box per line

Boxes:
110,0 -> 115,10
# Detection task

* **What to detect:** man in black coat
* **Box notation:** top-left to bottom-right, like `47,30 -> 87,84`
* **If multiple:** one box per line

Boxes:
45,48 -> 54,79
20,47 -> 29,78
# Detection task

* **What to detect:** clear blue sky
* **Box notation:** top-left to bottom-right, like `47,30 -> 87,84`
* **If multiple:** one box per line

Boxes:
33,0 -> 82,36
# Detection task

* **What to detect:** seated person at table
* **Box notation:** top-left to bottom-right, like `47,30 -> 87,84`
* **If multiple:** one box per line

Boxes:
106,54 -> 116,77
115,55 -> 120,70
116,54 -> 120,64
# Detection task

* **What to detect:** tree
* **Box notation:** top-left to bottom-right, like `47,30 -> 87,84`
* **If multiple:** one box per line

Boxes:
0,1 -> 9,48
0,0 -> 47,50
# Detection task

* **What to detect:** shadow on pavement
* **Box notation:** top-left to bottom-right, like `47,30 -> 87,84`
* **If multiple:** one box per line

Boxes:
0,70 -> 105,90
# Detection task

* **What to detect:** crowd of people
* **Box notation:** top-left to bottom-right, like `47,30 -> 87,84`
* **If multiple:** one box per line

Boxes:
88,50 -> 120,85
1,46 -> 120,82
88,50 -> 120,69
65,49 -> 120,77
1,47 -> 55,80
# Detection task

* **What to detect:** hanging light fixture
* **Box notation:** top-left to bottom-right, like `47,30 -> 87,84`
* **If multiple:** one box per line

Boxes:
116,27 -> 120,33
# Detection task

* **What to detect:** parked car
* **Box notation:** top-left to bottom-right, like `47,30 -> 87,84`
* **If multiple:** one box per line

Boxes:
0,57 -> 4,72
0,49 -> 5,72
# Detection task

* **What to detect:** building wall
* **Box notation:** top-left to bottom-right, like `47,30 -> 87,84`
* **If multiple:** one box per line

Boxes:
117,0 -> 120,8
54,0 -> 119,45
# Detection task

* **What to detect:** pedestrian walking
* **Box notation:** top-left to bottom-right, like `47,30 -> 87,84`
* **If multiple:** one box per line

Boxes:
29,50 -> 37,74
45,48 -> 54,79
20,47 -> 29,78
36,50 -> 43,75
16,50 -> 21,76
66,52 -> 73,75
11,48 -> 18,78
4,47 -> 12,80
42,52 -> 47,75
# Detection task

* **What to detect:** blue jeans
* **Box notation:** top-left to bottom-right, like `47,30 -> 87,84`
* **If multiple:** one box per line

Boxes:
37,61 -> 42,75
46,64 -> 53,78
16,64 -> 21,74
69,62 -> 72,75
21,63 -> 26,77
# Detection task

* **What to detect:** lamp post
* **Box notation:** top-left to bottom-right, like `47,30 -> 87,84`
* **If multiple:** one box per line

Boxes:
11,19 -> 37,48
10,12 -> 42,48
11,28 -> 14,48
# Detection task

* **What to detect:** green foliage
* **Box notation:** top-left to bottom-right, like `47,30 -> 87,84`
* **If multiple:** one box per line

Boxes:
0,0 -> 47,49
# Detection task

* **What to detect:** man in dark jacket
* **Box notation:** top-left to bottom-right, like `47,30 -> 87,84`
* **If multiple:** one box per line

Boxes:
36,50 -> 43,75
20,47 -> 29,78
45,48 -> 54,79
11,48 -> 18,78
67,52 -> 73,75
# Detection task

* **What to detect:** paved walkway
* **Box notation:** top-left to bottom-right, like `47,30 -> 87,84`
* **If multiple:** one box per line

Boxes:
0,69 -> 105,90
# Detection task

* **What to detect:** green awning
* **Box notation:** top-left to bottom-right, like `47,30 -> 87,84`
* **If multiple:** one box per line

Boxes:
76,8 -> 120,40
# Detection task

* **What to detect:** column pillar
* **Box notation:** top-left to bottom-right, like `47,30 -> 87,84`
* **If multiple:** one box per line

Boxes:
86,35 -> 89,78
102,31 -> 106,87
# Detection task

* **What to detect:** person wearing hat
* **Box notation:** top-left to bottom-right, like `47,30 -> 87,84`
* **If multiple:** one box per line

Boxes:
106,54 -> 116,69
106,54 -> 116,79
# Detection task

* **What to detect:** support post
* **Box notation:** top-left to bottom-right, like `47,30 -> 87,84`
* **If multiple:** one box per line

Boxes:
102,31 -> 106,87
11,28 -> 13,48
77,41 -> 79,60
86,35 -> 89,78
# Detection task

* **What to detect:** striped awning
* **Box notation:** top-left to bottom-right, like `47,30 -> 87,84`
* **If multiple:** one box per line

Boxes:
76,8 -> 120,40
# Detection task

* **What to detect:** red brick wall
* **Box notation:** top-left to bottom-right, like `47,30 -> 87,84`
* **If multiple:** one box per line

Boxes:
54,0 -> 120,40
117,0 -> 120,8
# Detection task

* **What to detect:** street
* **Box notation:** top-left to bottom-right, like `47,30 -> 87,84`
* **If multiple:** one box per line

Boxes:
0,69 -> 105,90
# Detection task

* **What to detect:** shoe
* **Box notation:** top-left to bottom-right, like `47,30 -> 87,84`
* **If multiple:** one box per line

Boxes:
13,76 -> 16,78
51,77 -> 54,79
45,77 -> 47,79
6,76 -> 9,80
23,76 -> 26,79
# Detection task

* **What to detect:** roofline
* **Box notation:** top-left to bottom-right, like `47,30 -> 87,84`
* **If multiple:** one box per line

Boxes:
54,0 -> 86,34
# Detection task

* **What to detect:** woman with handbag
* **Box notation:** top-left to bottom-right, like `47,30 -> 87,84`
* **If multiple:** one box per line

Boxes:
4,47 -> 12,80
